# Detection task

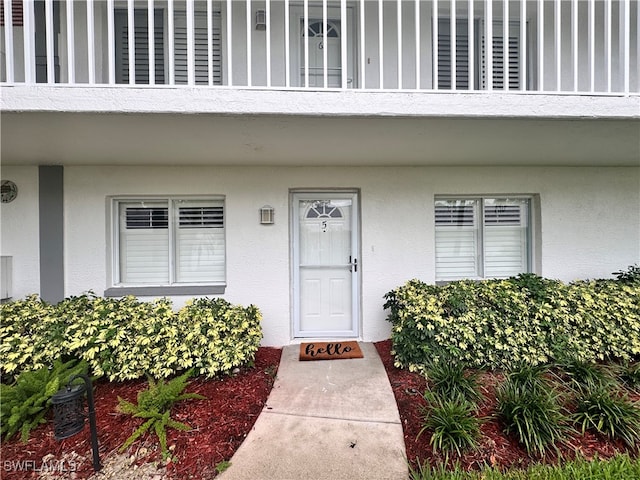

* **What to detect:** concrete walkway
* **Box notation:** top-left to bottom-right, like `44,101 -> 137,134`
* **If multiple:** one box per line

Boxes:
218,342 -> 408,480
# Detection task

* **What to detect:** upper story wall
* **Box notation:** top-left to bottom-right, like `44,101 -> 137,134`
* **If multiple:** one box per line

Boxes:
1,0 -> 638,94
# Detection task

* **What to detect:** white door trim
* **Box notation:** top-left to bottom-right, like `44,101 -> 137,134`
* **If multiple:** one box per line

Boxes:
291,191 -> 360,339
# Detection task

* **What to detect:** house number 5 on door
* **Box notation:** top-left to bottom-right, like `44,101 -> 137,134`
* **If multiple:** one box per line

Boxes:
321,220 -> 327,232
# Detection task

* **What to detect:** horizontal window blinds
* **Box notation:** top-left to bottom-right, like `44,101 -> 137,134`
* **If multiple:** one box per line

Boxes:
174,11 -> 223,85
435,198 -> 530,281
175,201 -> 225,283
435,200 -> 479,279
115,9 -> 165,84
118,199 -> 225,285
483,199 -> 529,277
437,19 -> 522,90
120,202 -> 169,284
114,9 -> 222,85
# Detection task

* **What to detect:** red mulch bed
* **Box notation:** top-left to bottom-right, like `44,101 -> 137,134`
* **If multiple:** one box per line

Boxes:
373,339 -> 640,473
3,342 -> 638,478
1,347 -> 281,479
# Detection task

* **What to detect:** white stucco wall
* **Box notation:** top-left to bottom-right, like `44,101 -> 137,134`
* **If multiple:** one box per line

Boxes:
0,166 -> 40,300
57,165 -> 639,346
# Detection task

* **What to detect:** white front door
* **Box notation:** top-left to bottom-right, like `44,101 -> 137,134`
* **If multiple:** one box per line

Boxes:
290,6 -> 356,88
292,192 -> 359,338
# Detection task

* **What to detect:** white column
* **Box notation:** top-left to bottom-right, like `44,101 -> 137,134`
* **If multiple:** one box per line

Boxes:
266,0 -> 271,87
246,0 -> 252,86
148,0 -> 155,85
588,0 -> 594,91
23,0 -> 35,83
3,0 -> 14,82
469,0 -> 474,90
361,0 -> 367,88
304,0 -> 309,87
207,0 -> 213,85
605,0 -> 611,92
537,0 -> 544,91
127,0 -> 135,84
341,0 -> 347,88
415,0 -> 420,89
45,0 -> 55,83
86,0 -> 95,84
323,0 -> 328,87
168,0 -> 175,84
572,0 -> 578,92
379,0 -> 384,88
451,0 -> 456,90
520,0 -> 526,90
503,0 -> 508,90
485,0 -> 493,90
226,0 -> 232,86
285,0 -> 290,87
555,0 -> 561,91
187,0 -> 195,85
432,0 -> 437,89
397,0 -> 403,89
66,0 -> 75,83
622,0 -> 630,94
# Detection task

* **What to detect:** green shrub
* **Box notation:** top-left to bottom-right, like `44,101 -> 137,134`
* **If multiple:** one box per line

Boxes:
384,277 -> 640,371
613,264 -> 640,285
496,375 -> 570,457
419,394 -> 481,457
0,294 -> 263,382
177,298 -> 263,378
0,359 -> 88,442
425,359 -> 481,404
573,388 -> 640,449
118,370 -> 205,459
0,295 -> 64,379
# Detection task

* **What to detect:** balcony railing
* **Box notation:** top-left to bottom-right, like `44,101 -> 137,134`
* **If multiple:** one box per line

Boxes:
1,0 -> 638,94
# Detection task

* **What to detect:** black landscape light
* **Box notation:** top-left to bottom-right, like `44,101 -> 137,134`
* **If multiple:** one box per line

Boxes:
51,374 -> 101,472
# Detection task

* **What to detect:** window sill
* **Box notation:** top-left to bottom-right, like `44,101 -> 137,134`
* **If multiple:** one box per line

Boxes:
104,285 -> 226,297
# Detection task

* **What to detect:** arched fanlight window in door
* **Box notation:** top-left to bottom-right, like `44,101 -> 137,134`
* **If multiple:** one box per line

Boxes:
306,201 -> 343,219
303,20 -> 340,38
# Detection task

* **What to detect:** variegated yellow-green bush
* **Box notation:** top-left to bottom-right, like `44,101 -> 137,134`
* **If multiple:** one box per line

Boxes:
384,274 -> 640,371
0,294 -> 262,382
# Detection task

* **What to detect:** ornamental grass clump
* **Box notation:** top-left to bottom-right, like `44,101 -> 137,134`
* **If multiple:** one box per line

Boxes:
425,359 -> 481,404
496,369 -> 570,457
572,388 -> 640,449
555,358 -> 618,394
118,369 -> 206,460
419,393 -> 481,458
618,361 -> 640,394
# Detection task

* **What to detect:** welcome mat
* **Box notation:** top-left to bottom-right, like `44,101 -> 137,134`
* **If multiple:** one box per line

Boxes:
299,341 -> 364,361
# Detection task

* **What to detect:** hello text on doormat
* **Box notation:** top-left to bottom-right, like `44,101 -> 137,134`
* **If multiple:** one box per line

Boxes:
299,341 -> 364,361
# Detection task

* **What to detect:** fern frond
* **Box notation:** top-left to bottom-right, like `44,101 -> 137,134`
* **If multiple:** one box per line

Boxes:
119,417 -> 155,452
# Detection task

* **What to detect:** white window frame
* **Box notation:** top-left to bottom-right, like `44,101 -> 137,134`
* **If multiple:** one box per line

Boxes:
105,196 -> 226,297
435,195 -> 534,282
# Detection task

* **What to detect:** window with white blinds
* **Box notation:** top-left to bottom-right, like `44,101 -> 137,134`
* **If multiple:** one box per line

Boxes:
435,197 -> 530,281
437,19 -> 524,90
115,9 -> 222,85
115,9 -> 165,84
116,198 -> 225,286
